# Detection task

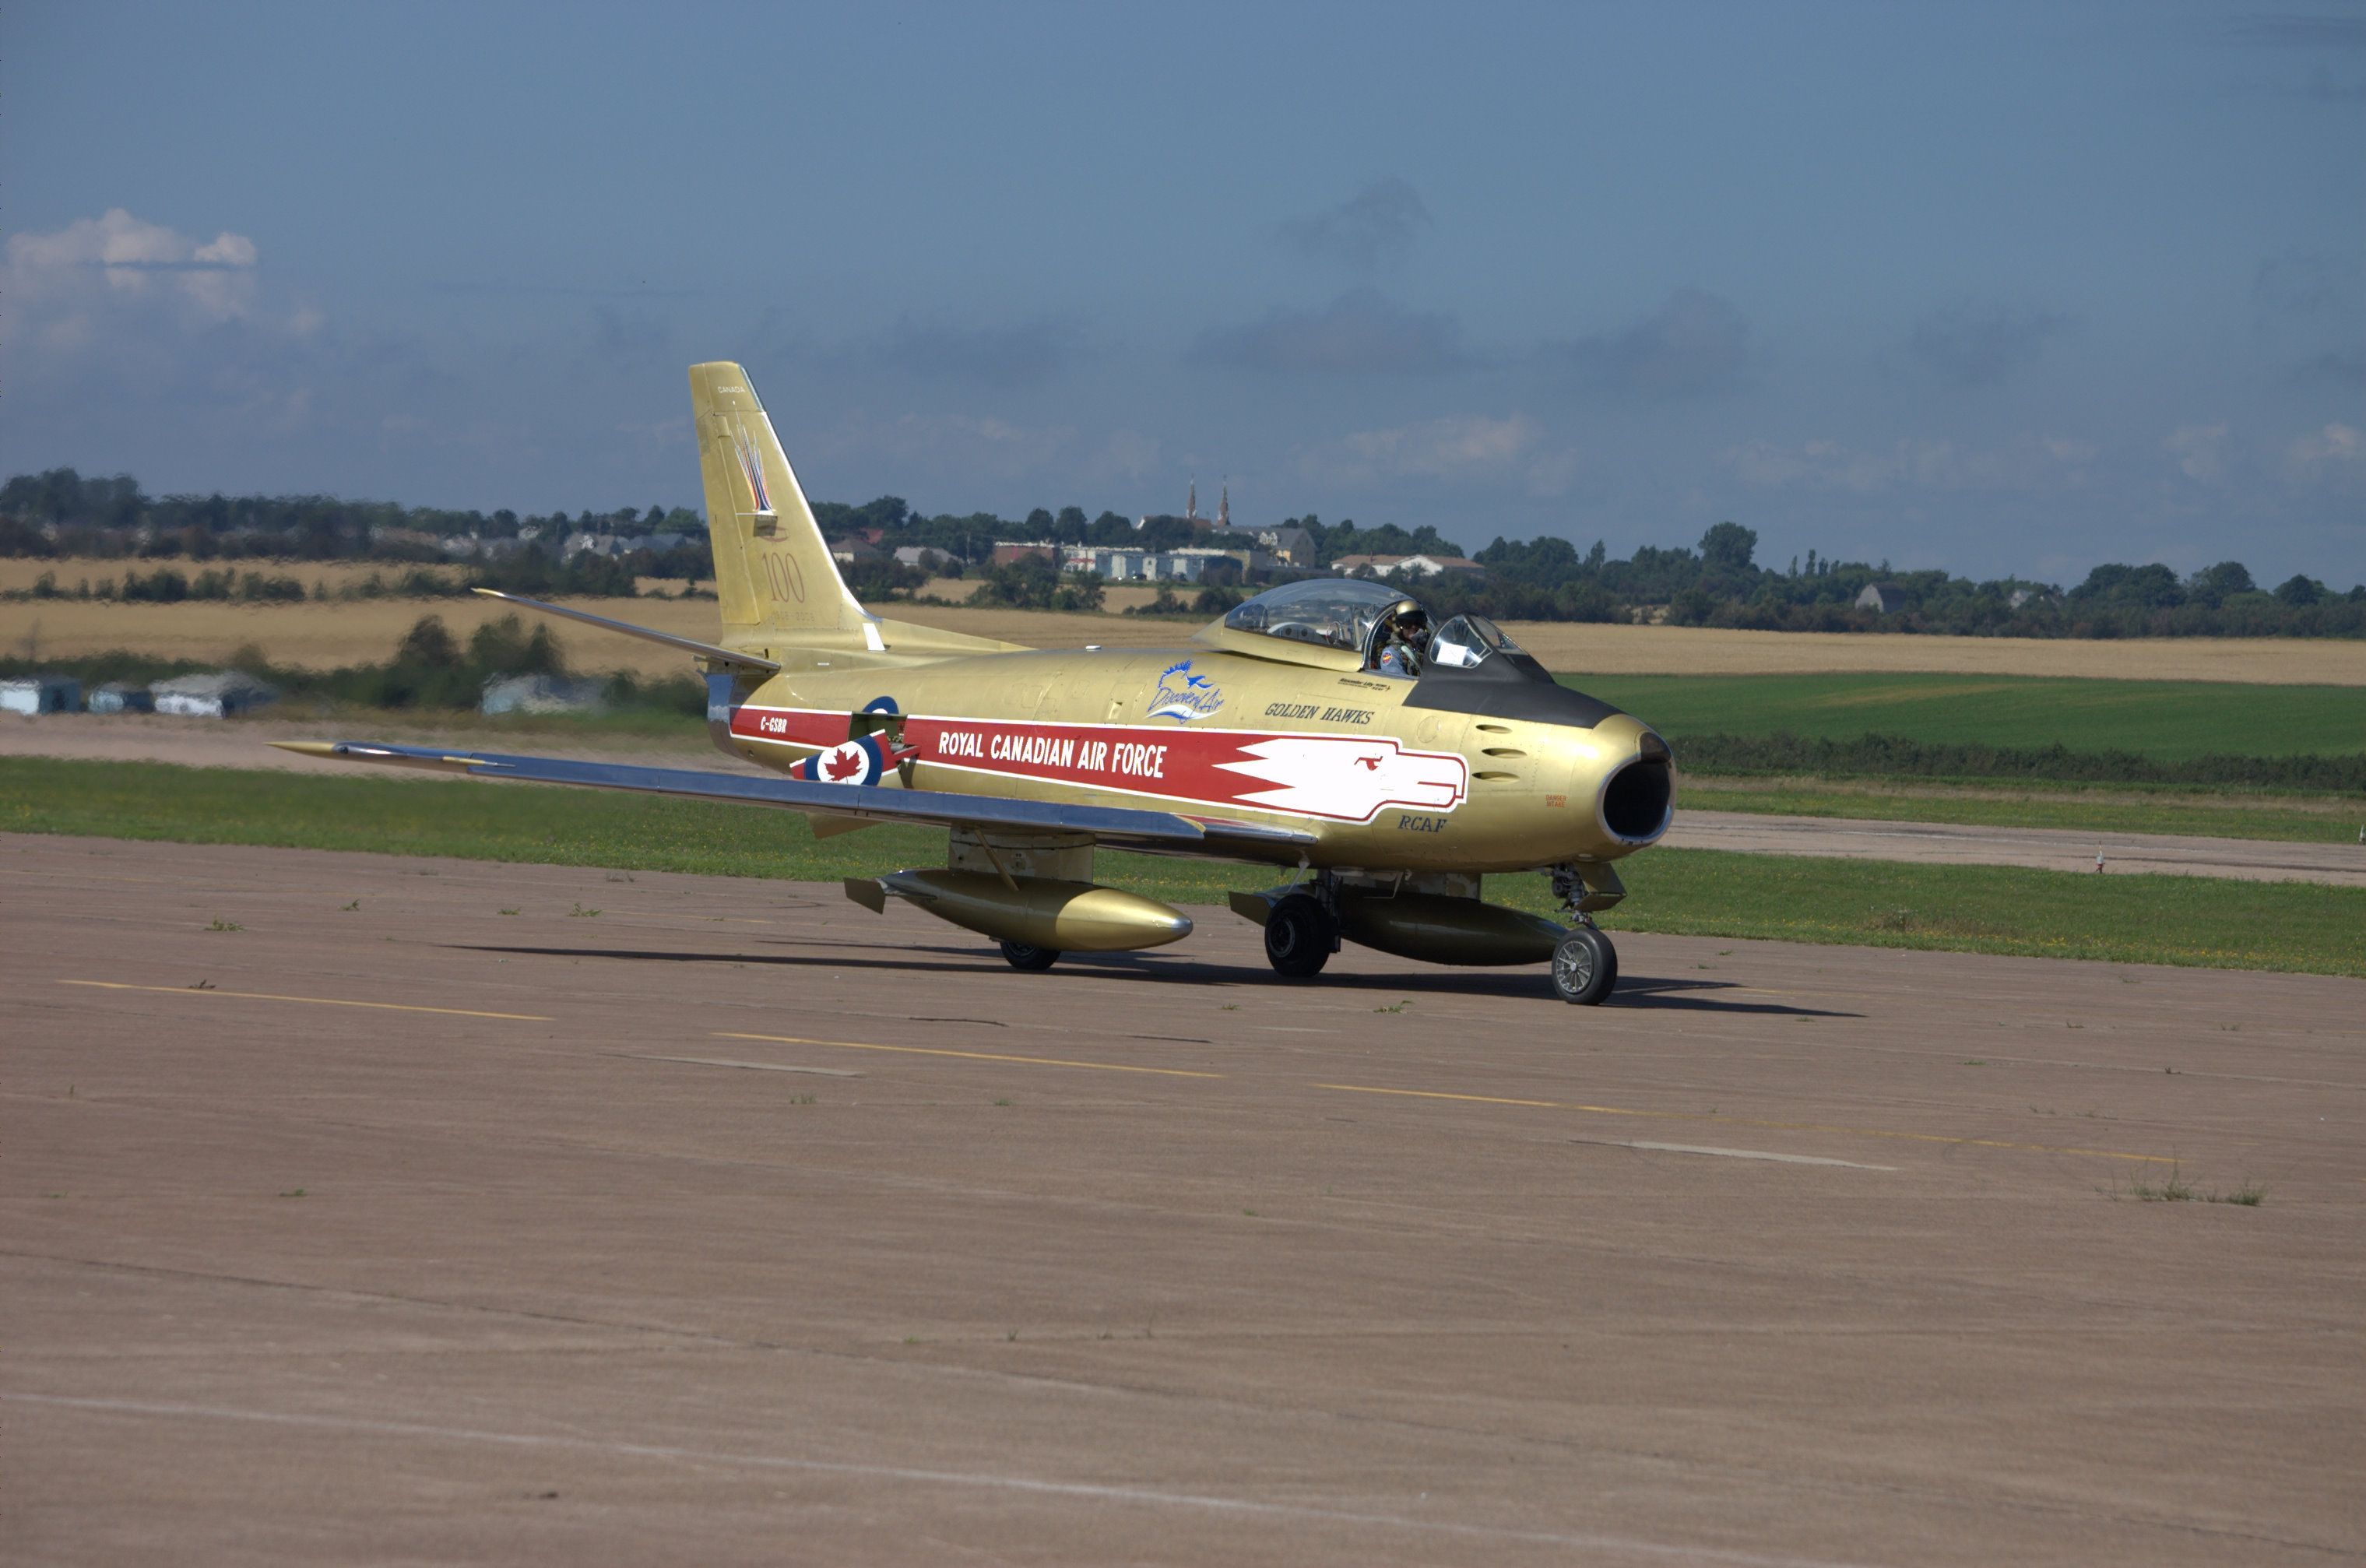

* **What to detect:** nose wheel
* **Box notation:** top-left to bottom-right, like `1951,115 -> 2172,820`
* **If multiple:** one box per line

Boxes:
999,940 -> 1061,972
1550,926 -> 1617,1005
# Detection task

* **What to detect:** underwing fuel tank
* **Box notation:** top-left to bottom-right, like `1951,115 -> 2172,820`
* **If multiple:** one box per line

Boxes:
1232,885 -> 1570,967
848,870 -> 1193,953
1333,891 -> 1569,967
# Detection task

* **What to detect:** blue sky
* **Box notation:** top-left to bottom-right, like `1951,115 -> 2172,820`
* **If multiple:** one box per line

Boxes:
4,2 -> 2360,585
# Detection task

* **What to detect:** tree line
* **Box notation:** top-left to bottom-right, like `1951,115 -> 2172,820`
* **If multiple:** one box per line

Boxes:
5,466 -> 2359,638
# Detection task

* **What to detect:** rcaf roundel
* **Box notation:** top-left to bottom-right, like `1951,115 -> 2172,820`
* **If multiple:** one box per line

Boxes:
788,732 -> 906,786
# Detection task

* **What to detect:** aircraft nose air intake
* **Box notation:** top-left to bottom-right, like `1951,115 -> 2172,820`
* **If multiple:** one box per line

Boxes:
1600,735 -> 1675,845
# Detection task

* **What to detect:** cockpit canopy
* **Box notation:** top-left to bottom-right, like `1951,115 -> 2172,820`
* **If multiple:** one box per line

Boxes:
1218,578 -> 1527,678
1222,578 -> 1410,658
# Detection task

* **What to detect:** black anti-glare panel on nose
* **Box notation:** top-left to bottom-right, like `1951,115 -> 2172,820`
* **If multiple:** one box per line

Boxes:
1402,667 -> 1624,728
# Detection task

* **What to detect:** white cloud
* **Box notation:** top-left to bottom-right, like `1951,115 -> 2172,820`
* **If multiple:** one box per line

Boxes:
2284,423 -> 2365,495
2163,424 -> 2231,483
4,209 -> 283,337
2288,421 -> 2361,466
1298,413 -> 1575,494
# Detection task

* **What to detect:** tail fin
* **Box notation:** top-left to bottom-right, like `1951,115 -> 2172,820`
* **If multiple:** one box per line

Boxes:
690,362 -> 879,648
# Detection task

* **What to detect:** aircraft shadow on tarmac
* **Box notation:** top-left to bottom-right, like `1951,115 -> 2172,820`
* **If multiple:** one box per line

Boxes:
448,940 -> 1860,1017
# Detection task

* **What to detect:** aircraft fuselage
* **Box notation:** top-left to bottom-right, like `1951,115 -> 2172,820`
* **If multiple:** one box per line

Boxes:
712,645 -> 1671,875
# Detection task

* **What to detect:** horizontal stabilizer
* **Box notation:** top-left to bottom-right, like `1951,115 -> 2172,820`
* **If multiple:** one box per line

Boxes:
471,588 -> 779,673
272,740 -> 1314,856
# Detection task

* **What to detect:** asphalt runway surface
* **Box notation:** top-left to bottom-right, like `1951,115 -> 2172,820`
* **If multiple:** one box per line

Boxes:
6,833 -> 2362,1566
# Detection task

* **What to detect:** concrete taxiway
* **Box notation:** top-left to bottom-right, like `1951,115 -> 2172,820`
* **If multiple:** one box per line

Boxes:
5,833 -> 2361,1566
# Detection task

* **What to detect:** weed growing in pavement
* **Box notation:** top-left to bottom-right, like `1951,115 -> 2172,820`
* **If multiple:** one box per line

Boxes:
188,979 -> 215,990
278,1188 -> 306,1198
205,917 -> 242,932
2111,1163 -> 2267,1205
340,899 -> 360,911
498,908 -> 519,916
568,903 -> 599,917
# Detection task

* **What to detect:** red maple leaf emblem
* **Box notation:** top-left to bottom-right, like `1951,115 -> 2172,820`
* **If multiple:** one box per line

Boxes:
823,746 -> 867,782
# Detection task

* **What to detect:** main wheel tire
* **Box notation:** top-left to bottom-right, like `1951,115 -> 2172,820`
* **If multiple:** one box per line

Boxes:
1264,895 -> 1334,979
999,940 -> 1060,972
1550,926 -> 1617,1005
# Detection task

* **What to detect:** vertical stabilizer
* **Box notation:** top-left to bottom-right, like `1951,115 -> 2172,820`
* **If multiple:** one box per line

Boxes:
689,362 -> 874,645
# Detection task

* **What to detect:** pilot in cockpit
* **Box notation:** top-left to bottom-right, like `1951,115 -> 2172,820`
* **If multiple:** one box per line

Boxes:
1373,605 -> 1431,677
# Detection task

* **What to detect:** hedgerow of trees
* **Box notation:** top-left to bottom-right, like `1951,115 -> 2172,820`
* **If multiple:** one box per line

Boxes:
5,467 -> 2360,638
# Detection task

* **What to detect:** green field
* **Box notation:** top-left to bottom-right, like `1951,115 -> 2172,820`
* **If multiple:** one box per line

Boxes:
5,757 -> 2359,979
1570,672 -> 2366,761
1682,780 -> 2365,844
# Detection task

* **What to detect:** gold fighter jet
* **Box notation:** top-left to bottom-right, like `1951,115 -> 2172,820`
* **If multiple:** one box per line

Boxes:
283,362 -> 1674,1004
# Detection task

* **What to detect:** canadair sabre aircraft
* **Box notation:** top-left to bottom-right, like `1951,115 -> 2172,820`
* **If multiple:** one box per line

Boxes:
284,363 -> 1675,1004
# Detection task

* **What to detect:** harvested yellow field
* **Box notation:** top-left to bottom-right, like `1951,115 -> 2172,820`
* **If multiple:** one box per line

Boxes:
1486,622 -> 2366,684
5,587 -> 2361,686
888,603 -> 2366,684
2,594 -> 706,680
0,557 -> 468,596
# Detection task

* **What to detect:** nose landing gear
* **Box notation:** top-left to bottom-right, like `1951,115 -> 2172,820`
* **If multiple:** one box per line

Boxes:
1549,864 -> 1619,1004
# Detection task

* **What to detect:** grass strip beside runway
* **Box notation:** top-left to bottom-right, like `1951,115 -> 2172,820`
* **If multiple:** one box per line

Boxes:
5,755 -> 2361,978
1570,670 -> 2366,762
1679,780 -> 2364,843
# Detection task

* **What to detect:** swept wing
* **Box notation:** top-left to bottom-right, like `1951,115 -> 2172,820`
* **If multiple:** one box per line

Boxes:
272,740 -> 1313,857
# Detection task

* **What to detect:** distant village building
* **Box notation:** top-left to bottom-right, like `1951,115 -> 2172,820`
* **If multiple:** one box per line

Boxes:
151,672 -> 278,718
1334,553 -> 1486,580
1855,582 -> 1907,614
437,533 -> 528,561
990,540 -> 1061,566
562,531 -> 692,561
0,674 -> 82,715
88,681 -> 154,714
830,537 -> 884,565
1257,525 -> 1316,564
893,546 -> 958,571
1063,544 -> 1272,582
1137,479 -> 1234,534
480,673 -> 608,716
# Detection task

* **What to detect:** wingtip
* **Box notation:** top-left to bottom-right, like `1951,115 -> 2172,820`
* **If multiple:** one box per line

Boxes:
269,741 -> 341,758
470,585 -> 507,599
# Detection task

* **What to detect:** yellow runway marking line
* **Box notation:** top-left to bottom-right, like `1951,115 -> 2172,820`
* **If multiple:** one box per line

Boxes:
57,979 -> 553,1022
715,1032 -> 1224,1079
1316,1082 -> 2175,1164
620,1053 -> 862,1078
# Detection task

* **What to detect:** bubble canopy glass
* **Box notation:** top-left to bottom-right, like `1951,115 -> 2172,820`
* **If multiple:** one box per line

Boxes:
1222,578 -> 1421,657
